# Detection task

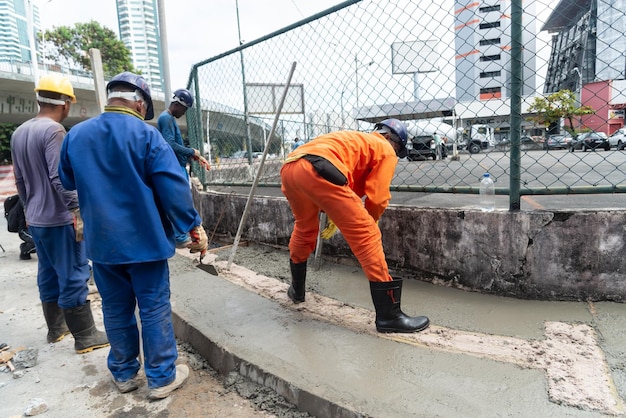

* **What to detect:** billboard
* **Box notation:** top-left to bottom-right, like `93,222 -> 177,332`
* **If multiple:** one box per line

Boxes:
246,83 -> 305,114
391,40 -> 440,74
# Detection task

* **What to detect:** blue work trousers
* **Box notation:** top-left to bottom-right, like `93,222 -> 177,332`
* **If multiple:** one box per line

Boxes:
92,260 -> 177,388
173,165 -> 190,244
29,225 -> 90,309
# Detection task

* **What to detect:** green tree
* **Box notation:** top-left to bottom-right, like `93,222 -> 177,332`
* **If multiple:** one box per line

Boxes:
43,21 -> 138,76
526,90 -> 595,136
0,123 -> 18,165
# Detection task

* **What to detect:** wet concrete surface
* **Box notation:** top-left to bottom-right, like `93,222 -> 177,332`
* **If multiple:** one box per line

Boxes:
3,210 -> 626,417
167,243 -> 626,417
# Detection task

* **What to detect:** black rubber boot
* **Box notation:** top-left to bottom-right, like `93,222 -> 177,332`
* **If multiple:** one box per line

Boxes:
287,260 -> 307,303
41,301 -> 70,343
63,300 -> 110,354
370,278 -> 430,333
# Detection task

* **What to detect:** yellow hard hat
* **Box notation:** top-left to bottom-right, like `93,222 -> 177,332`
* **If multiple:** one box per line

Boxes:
34,74 -> 76,103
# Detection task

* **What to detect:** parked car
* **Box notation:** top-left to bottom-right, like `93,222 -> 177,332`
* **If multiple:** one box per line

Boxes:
406,135 -> 447,161
544,134 -> 573,150
494,135 -> 542,151
608,128 -> 626,150
230,150 -> 263,159
569,132 -> 610,152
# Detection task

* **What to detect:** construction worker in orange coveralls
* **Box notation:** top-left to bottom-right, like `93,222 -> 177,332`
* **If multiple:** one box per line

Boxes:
280,118 -> 430,333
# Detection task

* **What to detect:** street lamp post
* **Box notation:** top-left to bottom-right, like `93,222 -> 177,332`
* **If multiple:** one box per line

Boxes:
333,47 -> 373,131
340,89 -> 346,129
328,43 -> 373,130
26,0 -> 40,86
571,67 -> 583,129
235,0 -> 253,164
157,0 -> 172,103
354,54 -> 373,130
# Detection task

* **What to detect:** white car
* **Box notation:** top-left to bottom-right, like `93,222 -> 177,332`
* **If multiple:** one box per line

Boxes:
608,128 -> 626,150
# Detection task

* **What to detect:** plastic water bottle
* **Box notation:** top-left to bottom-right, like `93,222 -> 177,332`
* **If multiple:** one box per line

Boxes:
479,173 -> 495,212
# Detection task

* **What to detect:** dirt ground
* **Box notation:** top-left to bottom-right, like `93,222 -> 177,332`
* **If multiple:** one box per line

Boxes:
0,224 -> 308,418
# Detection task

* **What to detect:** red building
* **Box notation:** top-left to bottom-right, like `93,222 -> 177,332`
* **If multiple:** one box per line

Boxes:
577,80 -> 626,135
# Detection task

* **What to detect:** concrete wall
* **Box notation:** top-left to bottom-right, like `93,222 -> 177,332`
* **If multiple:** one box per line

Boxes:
194,188 -> 626,302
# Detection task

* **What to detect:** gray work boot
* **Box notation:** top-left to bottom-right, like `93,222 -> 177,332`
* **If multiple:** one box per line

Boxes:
41,301 -> 70,343
148,364 -> 189,400
63,300 -> 110,354
114,376 -> 139,394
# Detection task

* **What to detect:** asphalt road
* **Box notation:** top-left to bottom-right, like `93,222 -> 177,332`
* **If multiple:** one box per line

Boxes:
393,147 -> 626,190
208,147 -> 626,212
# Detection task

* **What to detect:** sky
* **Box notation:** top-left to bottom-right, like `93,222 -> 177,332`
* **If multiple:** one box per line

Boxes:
39,0 -> 342,90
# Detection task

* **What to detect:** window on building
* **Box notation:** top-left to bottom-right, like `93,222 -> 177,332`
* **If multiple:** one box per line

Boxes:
479,22 -> 501,29
480,71 -> 501,78
480,54 -> 501,61
479,5 -> 501,13
480,38 -> 501,46
480,87 -> 501,99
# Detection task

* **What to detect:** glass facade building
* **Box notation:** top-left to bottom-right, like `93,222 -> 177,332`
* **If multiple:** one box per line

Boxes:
543,0 -> 626,93
0,0 -> 40,63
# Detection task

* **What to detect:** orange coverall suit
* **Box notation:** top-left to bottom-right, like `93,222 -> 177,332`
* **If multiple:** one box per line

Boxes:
280,130 -> 397,282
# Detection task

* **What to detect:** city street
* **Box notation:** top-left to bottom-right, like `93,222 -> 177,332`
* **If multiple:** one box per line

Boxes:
203,148 -> 626,212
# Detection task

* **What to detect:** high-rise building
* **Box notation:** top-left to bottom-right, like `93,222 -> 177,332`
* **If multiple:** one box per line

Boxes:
0,0 -> 40,63
542,0 -> 626,94
542,0 -> 626,134
454,0 -> 537,102
116,0 -> 164,92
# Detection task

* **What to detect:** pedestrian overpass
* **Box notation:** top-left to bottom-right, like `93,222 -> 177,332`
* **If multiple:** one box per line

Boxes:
0,61 -> 277,158
0,60 -> 174,129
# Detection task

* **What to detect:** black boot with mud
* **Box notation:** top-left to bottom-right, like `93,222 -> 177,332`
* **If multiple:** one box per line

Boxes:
63,300 -> 110,353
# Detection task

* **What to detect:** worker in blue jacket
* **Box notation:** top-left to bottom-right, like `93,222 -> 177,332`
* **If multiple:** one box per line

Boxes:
58,72 -> 208,400
158,88 -> 210,248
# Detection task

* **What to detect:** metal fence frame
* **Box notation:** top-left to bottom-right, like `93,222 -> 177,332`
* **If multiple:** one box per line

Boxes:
183,0 -> 626,212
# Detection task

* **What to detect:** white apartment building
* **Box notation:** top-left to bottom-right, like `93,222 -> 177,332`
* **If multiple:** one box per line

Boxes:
454,0 -> 537,102
453,0 -> 539,137
116,0 -> 164,92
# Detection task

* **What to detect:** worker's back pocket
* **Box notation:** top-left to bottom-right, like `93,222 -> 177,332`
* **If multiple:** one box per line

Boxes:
303,155 -> 347,186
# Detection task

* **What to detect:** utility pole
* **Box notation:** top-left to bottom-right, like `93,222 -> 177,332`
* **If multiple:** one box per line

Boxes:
571,67 -> 583,129
157,0 -> 172,102
26,0 -> 39,87
354,54 -> 373,131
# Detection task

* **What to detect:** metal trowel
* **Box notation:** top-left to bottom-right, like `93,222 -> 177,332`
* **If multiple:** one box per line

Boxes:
196,251 -> 219,275
197,262 -> 219,275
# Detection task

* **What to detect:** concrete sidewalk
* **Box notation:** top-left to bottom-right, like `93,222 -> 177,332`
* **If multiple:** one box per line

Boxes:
2,216 -> 626,417
0,224 -> 283,417
169,245 -> 626,417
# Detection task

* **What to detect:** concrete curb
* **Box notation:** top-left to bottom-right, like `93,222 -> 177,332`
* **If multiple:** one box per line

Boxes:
172,310 -> 363,418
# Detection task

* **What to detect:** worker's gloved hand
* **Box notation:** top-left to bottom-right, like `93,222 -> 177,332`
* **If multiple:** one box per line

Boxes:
188,224 -> 208,254
320,217 -> 338,240
71,208 -> 84,242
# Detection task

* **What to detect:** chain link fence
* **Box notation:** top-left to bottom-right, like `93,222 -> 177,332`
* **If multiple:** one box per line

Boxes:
184,0 -> 626,208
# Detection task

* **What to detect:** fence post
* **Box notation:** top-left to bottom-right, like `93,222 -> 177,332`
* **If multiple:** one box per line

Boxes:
190,68 -> 206,186
509,0 -> 523,211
